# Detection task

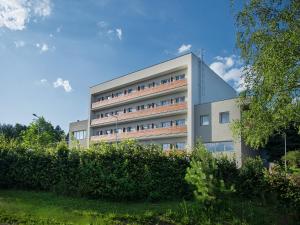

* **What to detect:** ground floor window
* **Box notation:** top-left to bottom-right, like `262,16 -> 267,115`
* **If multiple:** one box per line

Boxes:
204,141 -> 234,153
176,142 -> 186,150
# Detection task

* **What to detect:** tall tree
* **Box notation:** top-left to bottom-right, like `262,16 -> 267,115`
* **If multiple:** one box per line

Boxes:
22,117 -> 65,148
0,123 -> 27,140
233,0 -> 300,148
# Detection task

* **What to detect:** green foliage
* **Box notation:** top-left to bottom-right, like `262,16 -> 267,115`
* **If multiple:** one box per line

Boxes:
1,189 -> 299,225
265,124 -> 300,161
21,117 -> 65,149
233,0 -> 300,148
0,139 -> 189,201
216,155 -> 239,187
0,123 -> 27,141
265,165 -> 300,209
185,142 -> 234,204
282,150 -> 300,168
237,157 -> 266,198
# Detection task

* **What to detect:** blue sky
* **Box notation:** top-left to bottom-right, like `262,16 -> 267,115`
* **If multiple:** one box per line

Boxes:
0,0 -> 244,131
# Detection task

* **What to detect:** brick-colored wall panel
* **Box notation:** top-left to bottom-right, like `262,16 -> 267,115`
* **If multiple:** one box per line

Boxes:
91,79 -> 187,109
90,126 -> 187,142
91,102 -> 187,126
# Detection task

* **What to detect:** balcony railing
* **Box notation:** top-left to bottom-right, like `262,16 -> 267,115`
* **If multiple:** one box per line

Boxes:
90,125 -> 187,142
91,79 -> 187,109
91,102 -> 187,126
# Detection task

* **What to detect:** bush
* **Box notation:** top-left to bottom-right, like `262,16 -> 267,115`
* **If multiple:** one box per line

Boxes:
0,139 -> 190,201
185,142 -> 234,205
265,165 -> 300,209
282,150 -> 300,169
237,157 -> 266,198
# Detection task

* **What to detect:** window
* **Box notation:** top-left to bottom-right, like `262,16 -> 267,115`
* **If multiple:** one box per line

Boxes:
219,112 -> 230,124
176,142 -> 186,150
138,85 -> 145,91
148,82 -> 156,88
204,141 -> 234,153
162,143 -> 171,151
161,78 -> 170,84
127,127 -> 132,132
73,130 -> 86,140
127,88 -> 133,94
127,107 -> 133,113
161,121 -> 172,128
200,115 -> 209,126
175,74 -> 185,80
176,119 -> 186,126
175,96 -> 185,103
161,100 -> 170,106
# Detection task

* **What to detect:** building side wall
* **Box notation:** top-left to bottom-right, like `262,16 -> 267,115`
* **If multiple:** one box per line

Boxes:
69,120 -> 88,148
194,98 -> 243,166
201,63 -> 237,104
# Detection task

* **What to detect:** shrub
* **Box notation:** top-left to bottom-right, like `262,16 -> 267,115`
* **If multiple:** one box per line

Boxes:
0,139 -> 190,201
216,156 -> 239,187
282,150 -> 300,169
237,156 -> 266,198
264,164 -> 300,209
185,142 -> 234,205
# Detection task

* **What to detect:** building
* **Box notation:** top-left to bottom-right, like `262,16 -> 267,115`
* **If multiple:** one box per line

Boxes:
69,53 -> 250,165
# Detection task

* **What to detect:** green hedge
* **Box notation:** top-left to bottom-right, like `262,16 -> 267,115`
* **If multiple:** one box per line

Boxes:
0,140 -> 191,201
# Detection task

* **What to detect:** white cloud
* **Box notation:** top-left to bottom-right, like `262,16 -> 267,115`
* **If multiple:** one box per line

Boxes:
14,40 -> 25,48
40,78 -> 47,84
53,78 -> 72,92
97,21 -> 123,41
210,55 -> 246,92
0,0 -> 52,31
178,44 -> 192,54
116,28 -> 122,40
56,25 -> 62,33
36,42 -> 49,53
33,0 -> 51,17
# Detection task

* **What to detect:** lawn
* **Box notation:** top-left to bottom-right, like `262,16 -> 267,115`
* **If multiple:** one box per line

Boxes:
0,189 -> 298,225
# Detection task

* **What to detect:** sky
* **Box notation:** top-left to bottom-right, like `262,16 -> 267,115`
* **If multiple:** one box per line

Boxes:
0,0 -> 245,132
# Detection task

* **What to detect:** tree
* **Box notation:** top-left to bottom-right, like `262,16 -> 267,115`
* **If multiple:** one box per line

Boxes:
22,117 -> 65,148
232,0 -> 300,148
0,123 -> 27,140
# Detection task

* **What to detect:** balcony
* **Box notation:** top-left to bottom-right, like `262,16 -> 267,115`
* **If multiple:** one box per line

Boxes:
91,79 -> 187,110
90,125 -> 187,142
91,102 -> 187,126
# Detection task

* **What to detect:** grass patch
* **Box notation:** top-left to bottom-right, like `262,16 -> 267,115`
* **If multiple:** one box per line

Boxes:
0,189 -> 298,225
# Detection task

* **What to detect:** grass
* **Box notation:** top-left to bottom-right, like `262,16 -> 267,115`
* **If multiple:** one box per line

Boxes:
0,189 -> 298,225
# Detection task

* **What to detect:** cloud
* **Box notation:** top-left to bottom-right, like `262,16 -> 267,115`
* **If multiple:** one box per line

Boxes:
56,25 -> 62,33
36,42 -> 49,52
14,40 -> 25,48
53,78 -> 72,92
209,55 -> 246,92
40,78 -> 47,84
0,0 -> 52,31
178,44 -> 192,54
97,21 -> 123,41
33,0 -> 51,17
116,28 -> 122,40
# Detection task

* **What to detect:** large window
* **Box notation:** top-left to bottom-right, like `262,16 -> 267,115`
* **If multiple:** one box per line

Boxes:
162,143 -> 171,151
175,74 -> 185,80
73,130 -> 86,140
161,100 -> 170,106
219,112 -> 230,124
176,142 -> 186,150
204,141 -> 234,153
176,119 -> 186,126
161,121 -> 172,128
200,115 -> 209,126
175,96 -> 185,103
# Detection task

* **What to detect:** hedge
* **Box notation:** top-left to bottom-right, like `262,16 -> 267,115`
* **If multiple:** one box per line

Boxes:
0,140 -> 191,201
